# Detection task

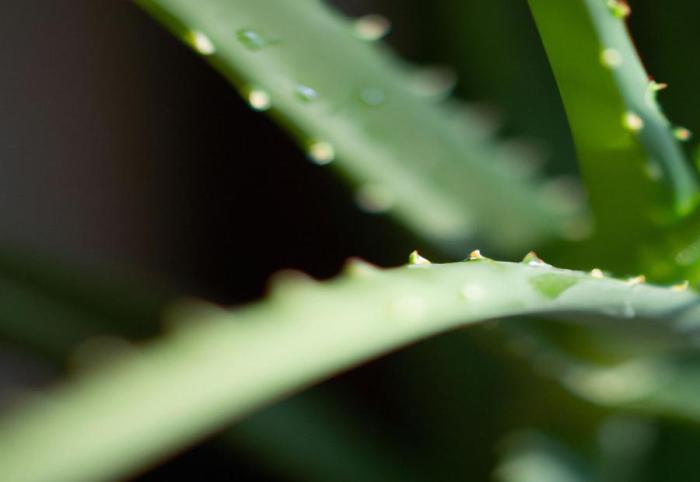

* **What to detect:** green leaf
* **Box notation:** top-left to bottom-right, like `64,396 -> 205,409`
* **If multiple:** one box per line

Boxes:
528,0 -> 699,266
135,0 -> 580,253
0,257 -> 698,482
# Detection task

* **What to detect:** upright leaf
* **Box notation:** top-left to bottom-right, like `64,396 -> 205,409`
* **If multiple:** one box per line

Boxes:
528,0 -> 699,272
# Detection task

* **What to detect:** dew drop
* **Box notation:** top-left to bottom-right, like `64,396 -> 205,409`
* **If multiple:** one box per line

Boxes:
295,84 -> 319,102
185,30 -> 216,55
353,14 -> 391,41
600,48 -> 623,68
607,0 -> 631,18
674,127 -> 692,141
358,87 -> 385,107
247,88 -> 271,111
307,141 -> 335,165
623,111 -> 644,132
355,184 -> 395,213
236,28 -> 271,51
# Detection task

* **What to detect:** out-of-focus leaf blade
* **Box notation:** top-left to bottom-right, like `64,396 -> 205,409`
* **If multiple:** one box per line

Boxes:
135,0 -> 580,253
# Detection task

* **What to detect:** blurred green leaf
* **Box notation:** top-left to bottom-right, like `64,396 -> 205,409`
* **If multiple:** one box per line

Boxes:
135,0 -> 581,253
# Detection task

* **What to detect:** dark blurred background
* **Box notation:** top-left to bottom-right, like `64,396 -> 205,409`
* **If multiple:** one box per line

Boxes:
1,1 -> 699,481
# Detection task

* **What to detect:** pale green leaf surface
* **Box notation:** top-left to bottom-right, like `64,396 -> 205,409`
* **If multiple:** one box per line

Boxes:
0,258 -> 698,482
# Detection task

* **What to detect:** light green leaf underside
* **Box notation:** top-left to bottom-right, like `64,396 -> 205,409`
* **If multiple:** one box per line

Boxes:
528,0 -> 698,243
136,0 -> 579,252
1,258 -> 698,482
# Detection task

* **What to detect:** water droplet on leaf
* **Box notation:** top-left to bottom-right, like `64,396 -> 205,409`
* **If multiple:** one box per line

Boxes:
237,28 -> 272,51
295,84 -> 319,102
358,87 -> 385,106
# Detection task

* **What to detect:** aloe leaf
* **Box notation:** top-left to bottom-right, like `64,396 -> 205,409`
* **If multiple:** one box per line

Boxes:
527,0 -> 698,264
134,0 -> 579,253
0,256 -> 698,482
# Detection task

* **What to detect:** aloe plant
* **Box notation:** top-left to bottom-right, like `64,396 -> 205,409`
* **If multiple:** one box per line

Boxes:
2,1 -> 700,481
